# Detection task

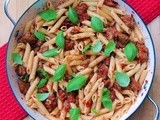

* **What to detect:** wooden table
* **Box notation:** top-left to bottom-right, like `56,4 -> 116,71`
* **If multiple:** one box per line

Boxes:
0,0 -> 160,120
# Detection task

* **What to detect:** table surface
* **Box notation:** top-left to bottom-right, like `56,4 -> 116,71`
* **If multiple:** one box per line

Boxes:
0,0 -> 160,120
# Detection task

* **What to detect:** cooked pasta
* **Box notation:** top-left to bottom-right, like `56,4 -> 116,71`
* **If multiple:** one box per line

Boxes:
12,0 -> 149,120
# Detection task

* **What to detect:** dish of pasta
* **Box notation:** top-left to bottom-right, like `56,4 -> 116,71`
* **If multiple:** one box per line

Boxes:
11,0 -> 149,120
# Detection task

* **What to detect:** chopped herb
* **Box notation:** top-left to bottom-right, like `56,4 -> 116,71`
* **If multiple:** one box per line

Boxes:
12,53 -> 23,65
39,9 -> 57,22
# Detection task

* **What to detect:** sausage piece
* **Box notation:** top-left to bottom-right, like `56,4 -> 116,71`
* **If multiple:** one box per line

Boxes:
15,65 -> 27,76
136,41 -> 148,63
130,78 -> 141,92
63,100 -> 70,112
65,40 -> 75,50
38,46 -> 48,53
18,32 -> 37,45
75,3 -> 90,22
58,89 -> 67,102
105,27 -> 129,48
44,94 -> 57,112
97,64 -> 109,80
38,85 -> 48,93
109,88 -> 116,101
61,19 -> 75,28
113,81 -> 122,93
18,79 -> 30,95
121,15 -> 135,30
104,0 -> 118,7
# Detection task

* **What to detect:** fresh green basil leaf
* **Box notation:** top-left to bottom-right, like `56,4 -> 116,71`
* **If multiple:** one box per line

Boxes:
56,31 -> 65,49
69,107 -> 80,120
42,49 -> 59,57
53,64 -> 66,82
103,87 -> 110,97
91,41 -> 102,53
12,53 -> 23,65
115,71 -> 130,87
104,41 -> 116,56
91,108 -> 98,114
91,16 -> 104,32
38,68 -> 49,79
68,6 -> 79,24
101,88 -> 113,110
66,75 -> 87,92
82,44 -> 91,53
34,31 -> 45,41
39,9 -> 57,22
102,96 -> 113,110
124,42 -> 138,61
37,78 -> 48,88
36,93 -> 49,101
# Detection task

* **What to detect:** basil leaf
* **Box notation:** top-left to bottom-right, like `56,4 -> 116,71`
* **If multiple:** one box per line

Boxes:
82,44 -> 91,53
66,75 -> 87,92
115,71 -> 130,87
69,107 -> 80,120
68,6 -> 79,24
38,68 -> 49,79
102,96 -> 113,110
37,78 -> 48,88
56,31 -> 65,49
91,16 -> 104,32
53,64 -> 66,82
103,88 -> 110,97
39,9 -> 57,22
36,93 -> 49,101
101,88 -> 113,110
104,41 -> 116,56
42,49 -> 59,57
34,31 -> 45,41
12,53 -> 23,65
91,41 -> 102,53
124,42 -> 138,61
91,108 -> 98,114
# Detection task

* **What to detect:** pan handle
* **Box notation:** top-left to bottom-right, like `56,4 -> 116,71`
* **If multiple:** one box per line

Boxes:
147,95 -> 160,120
4,0 -> 16,26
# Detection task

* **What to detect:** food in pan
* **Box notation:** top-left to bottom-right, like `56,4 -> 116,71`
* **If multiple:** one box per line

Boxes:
12,0 -> 148,119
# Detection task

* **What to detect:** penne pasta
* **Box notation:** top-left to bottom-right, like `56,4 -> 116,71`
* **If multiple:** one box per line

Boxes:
84,73 -> 97,95
126,64 -> 141,77
29,56 -> 39,82
77,68 -> 93,76
49,16 -> 67,33
135,62 -> 147,81
70,32 -> 95,40
97,8 -> 113,22
27,50 -> 35,74
32,95 -> 49,115
23,20 -> 33,34
108,56 -> 115,79
23,43 -> 31,67
83,78 -> 102,103
89,56 -> 106,67
25,77 -> 39,101
58,0 -> 74,9
110,11 -> 131,34
139,70 -> 148,86
95,82 -> 104,112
